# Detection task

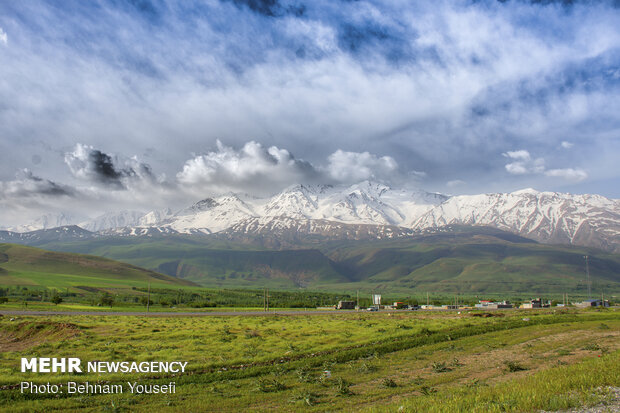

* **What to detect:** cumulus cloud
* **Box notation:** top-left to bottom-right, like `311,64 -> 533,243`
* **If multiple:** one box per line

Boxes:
503,150 -> 545,175
545,168 -> 588,182
503,149 -> 587,182
64,144 -> 155,189
0,169 -> 74,200
176,141 -> 405,195
324,150 -> 398,184
176,140 -> 319,195
560,141 -> 574,149
0,27 -> 6,45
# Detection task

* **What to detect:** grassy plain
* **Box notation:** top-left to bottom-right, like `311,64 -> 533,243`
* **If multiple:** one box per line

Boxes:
0,308 -> 618,412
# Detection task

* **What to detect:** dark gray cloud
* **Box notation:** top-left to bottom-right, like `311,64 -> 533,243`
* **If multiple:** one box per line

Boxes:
0,169 -> 75,199
64,144 -> 155,189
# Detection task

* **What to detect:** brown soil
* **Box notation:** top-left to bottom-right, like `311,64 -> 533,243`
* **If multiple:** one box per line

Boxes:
0,321 -> 82,351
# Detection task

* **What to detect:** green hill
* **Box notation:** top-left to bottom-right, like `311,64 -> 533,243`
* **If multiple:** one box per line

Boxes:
0,243 -> 197,293
321,232 -> 620,294
35,237 -> 346,289
33,227 -> 620,294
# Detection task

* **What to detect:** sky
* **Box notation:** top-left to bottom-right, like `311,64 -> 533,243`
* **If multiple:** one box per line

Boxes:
0,0 -> 619,226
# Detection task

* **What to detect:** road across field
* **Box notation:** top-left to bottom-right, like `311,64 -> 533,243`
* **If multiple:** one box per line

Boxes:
3,307 -> 591,317
0,309 -> 366,317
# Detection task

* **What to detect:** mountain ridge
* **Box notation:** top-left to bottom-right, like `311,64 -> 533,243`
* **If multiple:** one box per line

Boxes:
3,182 -> 619,252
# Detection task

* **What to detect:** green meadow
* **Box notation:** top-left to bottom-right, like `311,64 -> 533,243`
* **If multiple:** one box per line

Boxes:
0,308 -> 618,412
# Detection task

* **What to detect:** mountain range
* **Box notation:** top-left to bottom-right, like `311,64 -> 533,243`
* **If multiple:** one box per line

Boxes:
2,181 -> 619,252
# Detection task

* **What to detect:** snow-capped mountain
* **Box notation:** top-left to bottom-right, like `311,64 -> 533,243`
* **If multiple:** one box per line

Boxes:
138,208 -> 173,227
410,189 -> 620,252
149,182 -> 445,234
3,181 -> 619,252
3,212 -> 86,232
167,193 -> 258,233
136,182 -> 619,251
79,210 -> 146,232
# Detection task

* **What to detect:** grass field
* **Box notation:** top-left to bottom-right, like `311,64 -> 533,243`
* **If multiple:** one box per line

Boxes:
0,308 -> 618,412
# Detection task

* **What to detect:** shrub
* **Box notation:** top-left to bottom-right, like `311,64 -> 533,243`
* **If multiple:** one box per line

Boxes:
505,360 -> 527,372
255,378 -> 287,393
335,378 -> 353,396
296,366 -> 315,383
382,378 -> 397,388
419,386 -> 437,395
290,390 -> 319,406
583,343 -> 601,351
432,361 -> 452,373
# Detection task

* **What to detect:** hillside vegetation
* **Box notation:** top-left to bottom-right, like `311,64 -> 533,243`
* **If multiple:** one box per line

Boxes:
0,243 -> 196,292
35,227 -> 620,294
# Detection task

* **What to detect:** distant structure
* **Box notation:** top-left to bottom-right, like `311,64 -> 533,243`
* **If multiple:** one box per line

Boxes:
575,299 -> 610,308
337,301 -> 356,310
475,300 -> 513,309
372,294 -> 382,306
520,298 -> 550,309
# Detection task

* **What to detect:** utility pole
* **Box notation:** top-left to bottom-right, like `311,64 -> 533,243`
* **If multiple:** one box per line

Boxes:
356,290 -> 359,310
427,292 -> 429,306
584,255 -> 591,300
263,288 -> 266,312
146,282 -> 151,313
266,288 -> 269,312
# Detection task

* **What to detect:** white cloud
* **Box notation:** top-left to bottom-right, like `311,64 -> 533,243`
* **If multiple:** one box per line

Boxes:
0,27 -> 7,46
503,149 -> 587,182
560,141 -> 574,149
545,168 -> 588,182
176,141 -> 405,195
447,179 -> 465,188
503,150 -> 545,175
503,150 -> 532,161
324,150 -> 398,184
176,140 -> 319,195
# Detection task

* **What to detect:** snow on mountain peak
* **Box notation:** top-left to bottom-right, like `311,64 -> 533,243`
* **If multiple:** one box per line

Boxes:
511,188 -> 539,195
21,181 -> 616,252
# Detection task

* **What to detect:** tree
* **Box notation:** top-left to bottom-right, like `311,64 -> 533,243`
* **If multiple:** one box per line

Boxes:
0,297 -> 8,304
140,296 -> 153,307
99,293 -> 114,308
51,294 -> 63,305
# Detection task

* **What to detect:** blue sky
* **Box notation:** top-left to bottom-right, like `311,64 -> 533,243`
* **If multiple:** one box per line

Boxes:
0,0 -> 619,223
